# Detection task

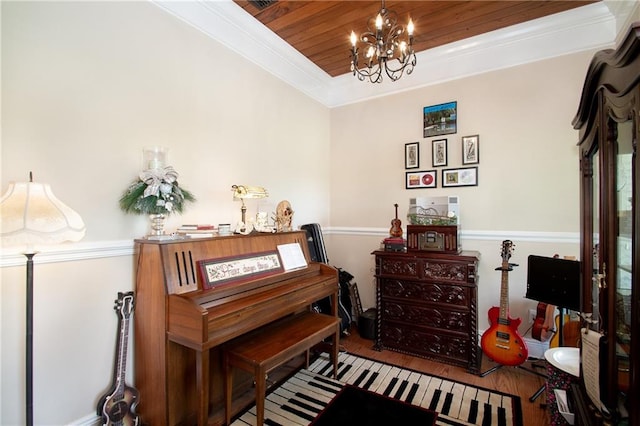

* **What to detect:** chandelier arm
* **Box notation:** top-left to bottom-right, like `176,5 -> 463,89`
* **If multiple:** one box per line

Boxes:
384,53 -> 416,73
353,61 -> 384,83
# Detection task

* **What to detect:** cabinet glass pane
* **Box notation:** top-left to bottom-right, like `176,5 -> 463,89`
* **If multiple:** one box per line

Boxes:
616,120 -> 632,412
591,149 -> 601,324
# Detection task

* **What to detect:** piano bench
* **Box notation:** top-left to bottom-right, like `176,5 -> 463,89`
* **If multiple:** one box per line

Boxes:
223,311 -> 340,426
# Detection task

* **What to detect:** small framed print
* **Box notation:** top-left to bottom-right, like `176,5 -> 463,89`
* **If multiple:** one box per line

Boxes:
442,167 -> 478,187
405,142 -> 419,169
406,170 -> 437,189
462,134 -> 480,164
431,139 -> 447,167
423,101 -> 457,137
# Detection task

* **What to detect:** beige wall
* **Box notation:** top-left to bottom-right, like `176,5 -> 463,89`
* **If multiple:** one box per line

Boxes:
0,1 -> 628,425
326,50 -> 596,323
1,1 -> 330,424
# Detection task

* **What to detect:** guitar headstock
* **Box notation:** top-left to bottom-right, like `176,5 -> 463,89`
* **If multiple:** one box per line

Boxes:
501,240 -> 514,263
114,291 -> 135,319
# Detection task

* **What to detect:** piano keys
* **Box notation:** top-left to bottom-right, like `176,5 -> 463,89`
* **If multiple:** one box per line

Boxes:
231,352 -> 518,426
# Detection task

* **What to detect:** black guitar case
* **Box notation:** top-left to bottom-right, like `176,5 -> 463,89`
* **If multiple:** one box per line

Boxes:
301,223 -> 352,334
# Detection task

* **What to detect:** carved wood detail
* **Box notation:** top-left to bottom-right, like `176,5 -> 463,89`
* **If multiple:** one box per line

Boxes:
373,250 -> 480,373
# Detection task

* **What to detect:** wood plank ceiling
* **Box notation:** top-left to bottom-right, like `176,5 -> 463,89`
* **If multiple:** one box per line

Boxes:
234,1 -> 599,77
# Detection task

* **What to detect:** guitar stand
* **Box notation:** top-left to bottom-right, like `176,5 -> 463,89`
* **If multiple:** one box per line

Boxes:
480,361 -> 548,402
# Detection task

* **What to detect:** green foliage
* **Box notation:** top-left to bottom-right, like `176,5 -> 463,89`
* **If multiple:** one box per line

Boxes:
407,213 -> 457,226
119,179 -> 195,215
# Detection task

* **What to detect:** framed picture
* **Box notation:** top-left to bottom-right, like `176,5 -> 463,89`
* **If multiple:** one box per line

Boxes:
406,170 -> 437,189
431,139 -> 448,167
423,101 -> 457,138
405,142 -> 419,169
462,134 -> 480,164
442,167 -> 478,187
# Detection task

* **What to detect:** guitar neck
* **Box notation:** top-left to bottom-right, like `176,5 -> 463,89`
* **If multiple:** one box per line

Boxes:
499,267 -> 510,320
114,316 -> 130,393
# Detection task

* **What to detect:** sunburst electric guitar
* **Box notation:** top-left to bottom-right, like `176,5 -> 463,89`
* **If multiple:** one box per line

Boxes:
97,292 -> 140,426
481,240 -> 529,366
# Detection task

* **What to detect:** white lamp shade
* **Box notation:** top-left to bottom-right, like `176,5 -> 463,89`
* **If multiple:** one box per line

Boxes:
232,185 -> 268,200
0,181 -> 86,247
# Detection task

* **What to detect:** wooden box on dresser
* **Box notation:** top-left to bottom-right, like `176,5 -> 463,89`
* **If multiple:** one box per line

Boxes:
372,249 -> 481,374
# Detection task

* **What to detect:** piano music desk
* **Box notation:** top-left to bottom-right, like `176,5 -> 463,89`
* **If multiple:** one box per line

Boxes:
223,311 -> 339,426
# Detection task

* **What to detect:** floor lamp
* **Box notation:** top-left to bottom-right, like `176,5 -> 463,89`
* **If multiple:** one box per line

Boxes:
0,173 -> 85,426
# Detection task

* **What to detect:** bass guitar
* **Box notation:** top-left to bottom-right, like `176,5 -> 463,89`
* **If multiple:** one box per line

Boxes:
97,292 -> 140,426
481,240 -> 529,366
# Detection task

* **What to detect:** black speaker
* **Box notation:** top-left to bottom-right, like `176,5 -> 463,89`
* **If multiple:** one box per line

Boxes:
358,308 -> 377,340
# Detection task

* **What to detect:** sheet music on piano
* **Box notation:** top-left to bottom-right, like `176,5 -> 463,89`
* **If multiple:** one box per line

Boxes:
277,242 -> 308,271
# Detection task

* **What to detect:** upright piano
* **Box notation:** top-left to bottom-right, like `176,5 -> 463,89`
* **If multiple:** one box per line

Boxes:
133,231 -> 338,425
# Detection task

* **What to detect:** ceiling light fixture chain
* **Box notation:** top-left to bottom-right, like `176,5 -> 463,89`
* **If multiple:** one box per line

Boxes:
350,0 -> 416,83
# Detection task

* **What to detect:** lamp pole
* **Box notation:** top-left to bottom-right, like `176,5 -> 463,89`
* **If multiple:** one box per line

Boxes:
25,253 -> 34,426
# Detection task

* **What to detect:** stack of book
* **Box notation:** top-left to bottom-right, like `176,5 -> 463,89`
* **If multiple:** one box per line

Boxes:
176,224 -> 216,238
382,237 -> 406,252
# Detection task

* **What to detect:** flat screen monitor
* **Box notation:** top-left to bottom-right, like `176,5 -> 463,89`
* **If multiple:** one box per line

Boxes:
526,255 -> 581,311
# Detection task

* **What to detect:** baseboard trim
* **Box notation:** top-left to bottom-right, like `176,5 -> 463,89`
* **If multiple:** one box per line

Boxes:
68,414 -> 101,426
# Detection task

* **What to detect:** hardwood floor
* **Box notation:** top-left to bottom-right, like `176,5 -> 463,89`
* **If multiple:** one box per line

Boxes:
339,325 -> 550,426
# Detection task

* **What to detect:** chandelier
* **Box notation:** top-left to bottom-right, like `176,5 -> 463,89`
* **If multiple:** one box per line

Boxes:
350,0 -> 416,83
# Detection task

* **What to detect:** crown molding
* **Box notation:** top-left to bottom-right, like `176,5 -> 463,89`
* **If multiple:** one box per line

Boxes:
151,1 -> 632,107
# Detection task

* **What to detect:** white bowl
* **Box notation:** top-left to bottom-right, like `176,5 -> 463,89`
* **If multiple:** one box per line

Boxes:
545,347 -> 580,377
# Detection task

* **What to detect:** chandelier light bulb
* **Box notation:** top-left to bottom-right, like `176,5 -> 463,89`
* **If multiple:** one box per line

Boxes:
366,46 -> 375,58
408,19 -> 414,36
350,31 -> 357,47
375,13 -> 383,30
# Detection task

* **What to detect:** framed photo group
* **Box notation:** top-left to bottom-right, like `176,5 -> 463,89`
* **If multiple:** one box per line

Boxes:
405,102 -> 480,189
406,167 -> 477,189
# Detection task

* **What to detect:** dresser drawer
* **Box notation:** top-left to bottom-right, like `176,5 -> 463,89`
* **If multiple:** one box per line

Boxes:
377,256 -> 419,278
421,259 -> 477,285
380,299 -> 471,333
379,279 -> 472,308
380,322 -> 471,365
377,254 -> 477,285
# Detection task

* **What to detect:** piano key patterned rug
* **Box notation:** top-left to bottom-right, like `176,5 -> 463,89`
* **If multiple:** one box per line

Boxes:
231,351 -> 523,426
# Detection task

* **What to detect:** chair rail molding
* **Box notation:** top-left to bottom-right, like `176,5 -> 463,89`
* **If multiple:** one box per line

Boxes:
0,229 -> 578,268
0,240 -> 135,267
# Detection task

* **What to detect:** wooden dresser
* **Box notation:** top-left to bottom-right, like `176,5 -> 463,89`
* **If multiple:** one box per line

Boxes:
373,249 -> 480,373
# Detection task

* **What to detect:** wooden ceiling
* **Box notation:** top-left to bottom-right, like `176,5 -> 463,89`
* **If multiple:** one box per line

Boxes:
234,1 -> 598,77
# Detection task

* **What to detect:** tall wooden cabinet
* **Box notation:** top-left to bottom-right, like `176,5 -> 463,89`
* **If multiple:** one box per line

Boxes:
373,250 -> 480,373
572,23 -> 639,425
